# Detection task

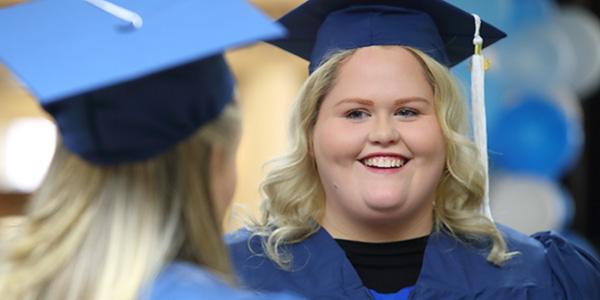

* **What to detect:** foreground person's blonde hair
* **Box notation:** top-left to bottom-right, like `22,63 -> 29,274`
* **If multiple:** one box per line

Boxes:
0,105 -> 239,300
249,46 -> 515,268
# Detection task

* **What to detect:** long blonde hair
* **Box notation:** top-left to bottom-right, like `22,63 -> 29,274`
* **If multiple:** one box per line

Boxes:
249,46 -> 514,268
0,105 -> 240,300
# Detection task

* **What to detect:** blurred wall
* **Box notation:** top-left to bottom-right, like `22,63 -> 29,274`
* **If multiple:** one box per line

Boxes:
223,0 -> 306,230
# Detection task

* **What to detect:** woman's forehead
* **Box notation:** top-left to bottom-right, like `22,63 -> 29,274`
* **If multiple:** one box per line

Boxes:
324,46 -> 434,105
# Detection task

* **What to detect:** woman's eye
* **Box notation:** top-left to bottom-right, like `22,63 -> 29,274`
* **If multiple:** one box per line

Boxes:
345,109 -> 370,120
396,108 -> 419,118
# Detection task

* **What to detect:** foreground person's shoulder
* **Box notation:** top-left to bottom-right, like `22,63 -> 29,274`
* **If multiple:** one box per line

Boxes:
143,261 -> 305,300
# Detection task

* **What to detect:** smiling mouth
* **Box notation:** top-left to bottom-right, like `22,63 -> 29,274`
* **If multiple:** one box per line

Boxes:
360,156 -> 408,169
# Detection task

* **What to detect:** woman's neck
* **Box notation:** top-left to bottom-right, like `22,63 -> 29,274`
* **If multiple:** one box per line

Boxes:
320,210 -> 433,242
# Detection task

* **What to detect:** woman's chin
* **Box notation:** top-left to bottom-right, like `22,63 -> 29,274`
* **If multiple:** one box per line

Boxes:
362,198 -> 408,214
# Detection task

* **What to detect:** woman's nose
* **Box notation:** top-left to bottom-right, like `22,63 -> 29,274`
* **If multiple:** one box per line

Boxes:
368,116 -> 400,146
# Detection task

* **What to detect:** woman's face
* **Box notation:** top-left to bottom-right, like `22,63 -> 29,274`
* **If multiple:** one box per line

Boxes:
313,46 -> 446,240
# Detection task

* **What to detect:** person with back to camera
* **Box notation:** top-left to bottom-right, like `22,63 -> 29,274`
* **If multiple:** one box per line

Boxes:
227,0 -> 600,299
0,0 -> 305,299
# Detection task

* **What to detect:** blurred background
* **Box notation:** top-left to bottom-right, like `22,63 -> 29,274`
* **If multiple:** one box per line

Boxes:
0,0 -> 598,257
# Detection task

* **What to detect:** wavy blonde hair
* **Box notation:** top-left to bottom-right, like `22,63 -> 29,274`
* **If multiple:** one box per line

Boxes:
249,46 -> 514,268
0,105 -> 240,300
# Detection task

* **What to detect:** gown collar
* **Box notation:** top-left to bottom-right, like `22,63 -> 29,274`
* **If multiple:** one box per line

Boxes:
298,226 -> 459,297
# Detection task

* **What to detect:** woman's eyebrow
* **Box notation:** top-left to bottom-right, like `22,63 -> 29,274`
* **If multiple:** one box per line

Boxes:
334,97 -> 431,107
393,97 -> 431,106
334,98 -> 374,107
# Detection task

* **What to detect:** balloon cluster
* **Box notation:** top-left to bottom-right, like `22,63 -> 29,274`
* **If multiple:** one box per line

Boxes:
449,0 -> 599,255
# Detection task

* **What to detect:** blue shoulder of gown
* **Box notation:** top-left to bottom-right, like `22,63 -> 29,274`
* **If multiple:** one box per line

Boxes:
226,228 -> 373,299
411,224 -> 600,299
142,260 -> 305,300
531,229 -> 600,299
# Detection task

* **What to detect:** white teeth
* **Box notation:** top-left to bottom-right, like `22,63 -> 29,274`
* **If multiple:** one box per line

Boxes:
363,156 -> 406,168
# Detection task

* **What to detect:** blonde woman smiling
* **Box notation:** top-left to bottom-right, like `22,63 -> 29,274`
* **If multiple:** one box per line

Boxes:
227,1 -> 600,299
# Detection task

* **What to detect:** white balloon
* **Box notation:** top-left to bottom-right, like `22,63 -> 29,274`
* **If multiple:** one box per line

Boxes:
548,88 -> 583,122
557,5 -> 600,97
497,16 -> 576,90
490,173 -> 570,234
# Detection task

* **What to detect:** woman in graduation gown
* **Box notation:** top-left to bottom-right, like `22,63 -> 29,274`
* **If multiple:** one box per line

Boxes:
227,0 -> 600,299
0,1 -> 302,299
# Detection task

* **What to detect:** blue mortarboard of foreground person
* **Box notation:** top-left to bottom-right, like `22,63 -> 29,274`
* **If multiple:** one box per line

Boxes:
0,0 -> 284,164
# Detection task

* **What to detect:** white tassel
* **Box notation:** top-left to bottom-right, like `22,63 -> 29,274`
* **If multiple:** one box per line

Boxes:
85,0 -> 143,29
471,14 -> 493,220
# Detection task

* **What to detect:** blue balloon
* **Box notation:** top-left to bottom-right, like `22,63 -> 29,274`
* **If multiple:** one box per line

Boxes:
507,0 -> 557,34
446,0 -> 556,35
447,0 -> 561,91
489,93 -> 579,178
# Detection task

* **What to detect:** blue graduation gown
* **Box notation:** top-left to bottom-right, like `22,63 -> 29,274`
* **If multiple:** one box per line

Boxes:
227,225 -> 600,299
141,260 -> 304,300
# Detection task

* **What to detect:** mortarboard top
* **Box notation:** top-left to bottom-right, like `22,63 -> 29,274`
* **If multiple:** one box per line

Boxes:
0,0 -> 284,164
269,0 -> 506,73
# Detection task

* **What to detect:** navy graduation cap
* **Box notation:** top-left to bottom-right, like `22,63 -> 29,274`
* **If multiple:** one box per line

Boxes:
269,0 -> 506,73
0,0 -> 284,164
